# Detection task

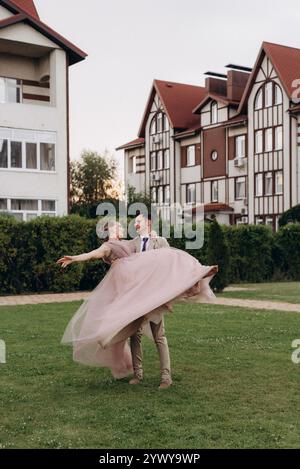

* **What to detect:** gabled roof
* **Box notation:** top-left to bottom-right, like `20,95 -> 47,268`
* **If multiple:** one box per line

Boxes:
238,41 -> 300,113
138,79 -> 206,137
0,0 -> 87,65
9,0 -> 39,19
193,92 -> 240,114
116,138 -> 145,151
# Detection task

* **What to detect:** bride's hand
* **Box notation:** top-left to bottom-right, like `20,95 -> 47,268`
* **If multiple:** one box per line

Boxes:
56,256 -> 74,268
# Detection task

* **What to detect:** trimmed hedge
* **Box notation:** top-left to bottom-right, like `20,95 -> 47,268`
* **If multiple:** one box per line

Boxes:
0,215 -> 299,295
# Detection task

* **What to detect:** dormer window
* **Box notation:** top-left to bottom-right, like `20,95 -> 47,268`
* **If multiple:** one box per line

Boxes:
211,101 -> 218,124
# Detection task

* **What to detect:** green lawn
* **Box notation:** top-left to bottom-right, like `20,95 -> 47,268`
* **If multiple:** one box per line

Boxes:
217,281 -> 300,304
1,301 -> 300,449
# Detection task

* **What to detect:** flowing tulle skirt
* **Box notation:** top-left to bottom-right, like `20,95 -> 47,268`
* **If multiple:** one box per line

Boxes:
61,247 -> 217,378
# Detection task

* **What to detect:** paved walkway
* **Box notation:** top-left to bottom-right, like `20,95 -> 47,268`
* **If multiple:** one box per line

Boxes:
0,289 -> 300,313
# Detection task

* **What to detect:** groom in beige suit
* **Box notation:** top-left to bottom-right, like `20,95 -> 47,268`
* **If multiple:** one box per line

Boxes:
129,213 -> 172,390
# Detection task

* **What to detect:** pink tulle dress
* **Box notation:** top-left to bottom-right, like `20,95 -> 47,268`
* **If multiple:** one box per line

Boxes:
61,240 -> 218,378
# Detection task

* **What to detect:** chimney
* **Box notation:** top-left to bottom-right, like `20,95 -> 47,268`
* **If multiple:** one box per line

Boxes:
205,77 -> 227,97
227,70 -> 250,101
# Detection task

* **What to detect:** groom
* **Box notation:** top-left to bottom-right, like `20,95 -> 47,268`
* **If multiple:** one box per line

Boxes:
129,213 -> 173,390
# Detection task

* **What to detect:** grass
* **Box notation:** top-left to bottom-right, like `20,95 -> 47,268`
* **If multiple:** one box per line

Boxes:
1,300 -> 300,449
217,281 -> 300,304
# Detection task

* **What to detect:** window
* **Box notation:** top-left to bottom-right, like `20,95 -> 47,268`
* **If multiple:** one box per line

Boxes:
187,146 -> 195,166
163,149 -> 170,169
0,77 -> 21,104
236,135 -> 246,158
11,141 -> 22,168
255,130 -> 263,154
255,88 -> 263,110
274,126 -> 283,150
0,139 -> 8,168
150,117 -> 156,135
211,181 -> 218,202
265,172 -> 273,195
211,150 -> 218,161
163,114 -> 169,131
26,143 -> 37,170
150,152 -> 156,171
157,113 -> 163,133
0,129 -> 56,172
132,156 -> 137,174
255,217 -> 264,225
211,101 -> 218,124
254,82 -> 283,109
255,174 -> 263,196
186,183 -> 196,204
266,216 -> 274,227
6,198 -> 56,221
274,84 -> 283,105
11,199 -> 38,211
151,187 -> 157,203
265,82 -> 273,108
157,150 -> 163,170
0,199 -> 7,210
275,171 -> 283,194
235,177 -> 246,199
265,128 -> 273,152
128,156 -> 134,173
40,143 -> 55,171
158,186 -> 164,204
164,185 -> 170,205
42,200 -> 56,212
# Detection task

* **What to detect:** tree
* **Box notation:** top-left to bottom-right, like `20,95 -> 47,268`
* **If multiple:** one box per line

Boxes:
207,218 -> 230,292
126,185 -> 153,213
70,150 -> 121,218
278,204 -> 300,227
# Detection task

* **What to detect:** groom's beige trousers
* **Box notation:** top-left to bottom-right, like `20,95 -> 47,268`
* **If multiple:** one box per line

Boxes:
130,317 -> 171,383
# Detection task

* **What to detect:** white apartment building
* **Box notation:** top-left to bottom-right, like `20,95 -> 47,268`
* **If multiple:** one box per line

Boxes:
0,0 -> 86,220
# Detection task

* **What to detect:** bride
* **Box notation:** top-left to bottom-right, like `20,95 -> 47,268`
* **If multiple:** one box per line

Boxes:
57,220 -> 218,379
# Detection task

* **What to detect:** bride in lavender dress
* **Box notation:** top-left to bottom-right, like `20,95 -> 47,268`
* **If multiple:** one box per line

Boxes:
57,221 -> 218,380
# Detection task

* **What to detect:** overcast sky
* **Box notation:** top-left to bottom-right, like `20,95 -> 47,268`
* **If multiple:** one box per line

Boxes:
35,0 -> 300,175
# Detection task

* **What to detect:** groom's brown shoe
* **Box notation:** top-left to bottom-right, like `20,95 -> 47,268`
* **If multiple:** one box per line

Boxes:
129,377 -> 142,385
158,380 -> 173,390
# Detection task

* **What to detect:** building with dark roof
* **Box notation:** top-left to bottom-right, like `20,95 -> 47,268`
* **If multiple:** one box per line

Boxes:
117,41 -> 300,230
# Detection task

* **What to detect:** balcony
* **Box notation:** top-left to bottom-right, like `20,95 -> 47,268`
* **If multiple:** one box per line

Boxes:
0,41 -> 51,106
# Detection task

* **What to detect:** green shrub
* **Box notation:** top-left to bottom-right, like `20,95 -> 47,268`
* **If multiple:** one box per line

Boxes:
0,216 -> 295,295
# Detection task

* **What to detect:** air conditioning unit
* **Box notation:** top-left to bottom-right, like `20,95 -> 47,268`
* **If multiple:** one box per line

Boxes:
234,158 -> 245,167
241,208 -> 247,215
153,135 -> 161,144
241,216 -> 248,223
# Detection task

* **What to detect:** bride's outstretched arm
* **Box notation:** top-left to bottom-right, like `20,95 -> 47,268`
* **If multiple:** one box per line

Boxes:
56,244 -> 111,268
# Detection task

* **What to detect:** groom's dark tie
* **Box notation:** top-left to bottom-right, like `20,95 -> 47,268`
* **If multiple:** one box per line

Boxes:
142,237 -> 149,252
